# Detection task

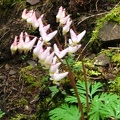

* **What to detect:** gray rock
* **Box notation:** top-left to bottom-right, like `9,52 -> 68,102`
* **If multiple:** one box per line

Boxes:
99,21 -> 120,41
94,53 -> 110,66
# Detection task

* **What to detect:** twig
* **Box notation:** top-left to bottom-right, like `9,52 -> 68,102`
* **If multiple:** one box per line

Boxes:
77,11 -> 108,26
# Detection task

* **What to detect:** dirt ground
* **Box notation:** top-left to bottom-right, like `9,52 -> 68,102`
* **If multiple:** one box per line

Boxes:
0,0 -> 120,119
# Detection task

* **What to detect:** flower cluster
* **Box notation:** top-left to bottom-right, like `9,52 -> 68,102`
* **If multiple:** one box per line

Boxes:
10,6 -> 86,85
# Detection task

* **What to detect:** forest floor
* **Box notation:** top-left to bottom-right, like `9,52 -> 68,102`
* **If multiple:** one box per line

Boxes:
0,0 -> 120,119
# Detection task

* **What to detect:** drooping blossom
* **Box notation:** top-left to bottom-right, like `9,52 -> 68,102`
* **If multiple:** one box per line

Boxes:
51,72 -> 69,85
62,18 -> 72,35
22,9 -> 34,20
44,52 -> 55,68
17,32 -> 25,53
38,47 -> 51,64
10,36 -> 18,55
54,44 -> 68,59
56,6 -> 64,23
70,29 -> 86,46
59,15 -> 70,26
27,11 -> 39,28
68,44 -> 81,54
33,38 -> 43,58
24,36 -> 37,54
49,62 -> 61,76
40,28 -> 57,43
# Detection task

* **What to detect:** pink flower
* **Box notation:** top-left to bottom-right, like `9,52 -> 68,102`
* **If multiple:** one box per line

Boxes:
27,11 -> 39,28
24,36 -> 37,54
17,32 -> 25,53
10,36 -> 18,55
22,9 -> 33,20
44,52 -> 55,68
38,47 -> 51,64
62,18 -> 72,35
33,38 -> 43,58
56,6 -> 64,23
59,15 -> 70,26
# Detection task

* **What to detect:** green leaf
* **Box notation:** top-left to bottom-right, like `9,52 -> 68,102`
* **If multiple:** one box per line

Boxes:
49,86 -> 59,98
49,104 -> 81,120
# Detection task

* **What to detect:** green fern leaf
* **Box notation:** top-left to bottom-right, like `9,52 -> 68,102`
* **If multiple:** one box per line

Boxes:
49,104 -> 81,120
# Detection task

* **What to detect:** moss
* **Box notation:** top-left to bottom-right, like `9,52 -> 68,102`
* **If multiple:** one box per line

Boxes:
10,114 -> 36,120
18,97 -> 28,107
20,66 -> 42,87
109,73 -> 120,96
112,53 -> 120,64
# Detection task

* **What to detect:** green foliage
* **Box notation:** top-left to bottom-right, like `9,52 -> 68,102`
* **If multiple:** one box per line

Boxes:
65,81 -> 103,104
49,104 -> 81,120
112,53 -> 120,64
10,114 -> 27,120
49,81 -> 120,120
0,109 -> 5,119
49,86 -> 59,98
109,73 -> 120,95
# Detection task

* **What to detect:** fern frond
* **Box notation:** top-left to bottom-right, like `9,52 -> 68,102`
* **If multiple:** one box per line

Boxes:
49,104 -> 81,120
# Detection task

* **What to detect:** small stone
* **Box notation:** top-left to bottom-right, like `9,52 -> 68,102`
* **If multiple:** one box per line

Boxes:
27,60 -> 37,67
5,64 -> 10,70
9,70 -> 16,75
94,54 -> 110,66
26,0 -> 40,5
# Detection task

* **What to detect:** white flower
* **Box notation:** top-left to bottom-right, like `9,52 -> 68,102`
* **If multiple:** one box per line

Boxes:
44,52 -> 55,68
33,38 -> 43,58
54,44 -> 68,59
51,72 -> 68,85
62,18 -> 72,35
10,36 -> 18,55
68,45 -> 81,53
24,37 -> 37,54
56,6 -> 64,22
22,9 -> 34,20
70,29 -> 86,45
49,62 -> 61,76
17,32 -> 25,53
38,47 -> 51,64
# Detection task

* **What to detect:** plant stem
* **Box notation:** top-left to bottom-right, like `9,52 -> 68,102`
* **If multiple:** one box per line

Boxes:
81,54 -> 90,116
65,59 -> 85,120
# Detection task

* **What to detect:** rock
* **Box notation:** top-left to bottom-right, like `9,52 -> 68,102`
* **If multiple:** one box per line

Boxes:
94,53 -> 110,66
26,0 -> 40,5
99,21 -> 120,42
9,70 -> 16,75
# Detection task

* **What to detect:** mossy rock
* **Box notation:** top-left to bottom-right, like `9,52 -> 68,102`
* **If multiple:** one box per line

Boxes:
90,6 -> 120,53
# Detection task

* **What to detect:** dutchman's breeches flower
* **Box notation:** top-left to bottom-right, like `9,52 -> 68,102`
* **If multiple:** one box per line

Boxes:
44,52 -> 55,68
17,32 -> 25,54
33,39 -> 43,59
62,18 -> 72,35
24,36 -> 37,54
22,9 -> 34,20
51,72 -> 69,85
70,29 -> 86,45
54,44 -> 68,59
38,47 -> 51,64
49,62 -> 61,76
10,36 -> 18,55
